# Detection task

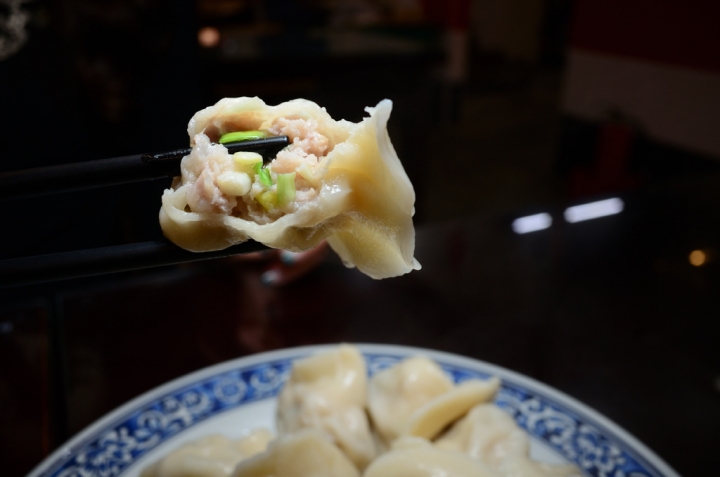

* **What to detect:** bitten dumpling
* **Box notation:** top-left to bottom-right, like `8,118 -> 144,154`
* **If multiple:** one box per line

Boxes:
141,430 -> 273,477
435,404 -> 581,477
232,430 -> 359,477
160,97 -> 421,279
276,345 -> 376,469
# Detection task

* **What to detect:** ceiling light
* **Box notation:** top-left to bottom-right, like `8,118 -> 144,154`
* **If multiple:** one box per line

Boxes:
512,213 -> 552,234
564,198 -> 624,223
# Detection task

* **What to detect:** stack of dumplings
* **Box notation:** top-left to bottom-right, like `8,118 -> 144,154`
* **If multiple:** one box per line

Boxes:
142,345 -> 581,477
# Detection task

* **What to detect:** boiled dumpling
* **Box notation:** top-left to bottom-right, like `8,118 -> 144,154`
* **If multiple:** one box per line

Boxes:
498,456 -> 582,477
160,97 -> 420,279
233,430 -> 274,457
363,436 -> 501,477
402,377 -> 501,440
435,404 -> 529,466
232,429 -> 359,477
276,344 -> 376,469
141,430 -> 273,477
367,356 -> 454,442
368,356 -> 500,443
435,404 -> 581,477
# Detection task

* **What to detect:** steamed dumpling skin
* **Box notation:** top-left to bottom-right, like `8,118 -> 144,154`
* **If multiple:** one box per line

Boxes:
367,355 -> 500,443
402,377 -> 501,440
276,344 -> 376,469
498,457 -> 582,477
232,430 -> 359,477
160,97 -> 420,279
435,404 -> 529,466
435,404 -> 582,477
367,357 -> 454,443
363,437 -> 500,477
141,430 -> 273,477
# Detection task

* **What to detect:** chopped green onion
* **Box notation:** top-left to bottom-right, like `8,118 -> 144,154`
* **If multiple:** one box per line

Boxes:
219,130 -> 268,144
276,173 -> 296,208
253,162 -> 273,187
256,190 -> 277,211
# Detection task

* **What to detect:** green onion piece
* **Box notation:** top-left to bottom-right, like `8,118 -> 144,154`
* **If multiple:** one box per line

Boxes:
256,190 -> 277,211
276,173 -> 296,208
219,130 -> 268,144
253,162 -> 273,187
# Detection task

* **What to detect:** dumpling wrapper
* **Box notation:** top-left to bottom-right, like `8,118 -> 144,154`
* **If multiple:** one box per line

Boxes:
435,404 -> 582,477
401,377 -> 501,440
498,456 -> 583,477
363,436 -> 500,477
141,430 -> 273,477
276,344 -> 376,469
367,356 -> 454,443
232,429 -> 359,477
160,97 -> 421,279
435,404 -> 529,466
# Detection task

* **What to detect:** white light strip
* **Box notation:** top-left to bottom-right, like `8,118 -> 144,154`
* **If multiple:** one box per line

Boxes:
564,198 -> 624,223
512,213 -> 552,234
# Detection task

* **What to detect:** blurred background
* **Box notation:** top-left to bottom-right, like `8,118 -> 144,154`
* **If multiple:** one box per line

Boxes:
1,0 -> 719,475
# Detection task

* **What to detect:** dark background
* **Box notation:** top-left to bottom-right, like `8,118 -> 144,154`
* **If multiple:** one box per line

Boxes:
1,0 -> 719,475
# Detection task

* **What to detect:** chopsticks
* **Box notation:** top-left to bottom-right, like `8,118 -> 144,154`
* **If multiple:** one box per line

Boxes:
0,136 -> 290,201
0,239 -> 269,288
0,136 -> 290,287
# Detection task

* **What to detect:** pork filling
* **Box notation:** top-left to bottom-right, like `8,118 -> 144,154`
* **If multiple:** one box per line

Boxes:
185,116 -> 331,225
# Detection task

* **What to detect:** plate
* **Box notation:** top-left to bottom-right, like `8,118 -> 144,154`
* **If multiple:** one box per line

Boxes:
28,344 -> 679,477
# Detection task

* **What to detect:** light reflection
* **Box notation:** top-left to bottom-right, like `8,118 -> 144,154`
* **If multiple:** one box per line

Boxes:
689,250 -> 707,267
564,198 -> 624,223
198,27 -> 220,48
512,213 -> 552,234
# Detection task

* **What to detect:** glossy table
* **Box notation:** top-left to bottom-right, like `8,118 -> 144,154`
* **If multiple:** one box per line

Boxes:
1,174 -> 719,476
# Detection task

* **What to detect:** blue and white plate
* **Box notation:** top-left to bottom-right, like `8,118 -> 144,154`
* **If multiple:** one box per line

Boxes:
28,344 -> 679,477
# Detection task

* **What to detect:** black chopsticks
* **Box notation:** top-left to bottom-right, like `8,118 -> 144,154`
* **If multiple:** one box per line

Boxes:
0,136 -> 290,286
0,136 -> 289,201
0,239 -> 269,288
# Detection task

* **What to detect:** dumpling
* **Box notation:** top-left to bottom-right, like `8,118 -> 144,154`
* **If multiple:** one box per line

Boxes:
276,344 -> 376,469
435,404 -> 581,477
434,404 -> 529,466
498,456 -> 582,477
141,430 -> 273,477
367,356 -> 454,442
363,436 -> 501,477
233,430 -> 274,459
232,429 -> 359,477
160,97 -> 421,279
368,357 -> 500,443
402,377 -> 501,440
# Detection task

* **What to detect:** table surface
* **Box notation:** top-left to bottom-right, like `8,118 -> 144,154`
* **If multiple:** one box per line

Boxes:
2,173 -> 719,477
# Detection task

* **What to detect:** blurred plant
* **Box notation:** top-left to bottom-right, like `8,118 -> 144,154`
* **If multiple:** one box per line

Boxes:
0,0 -> 30,60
